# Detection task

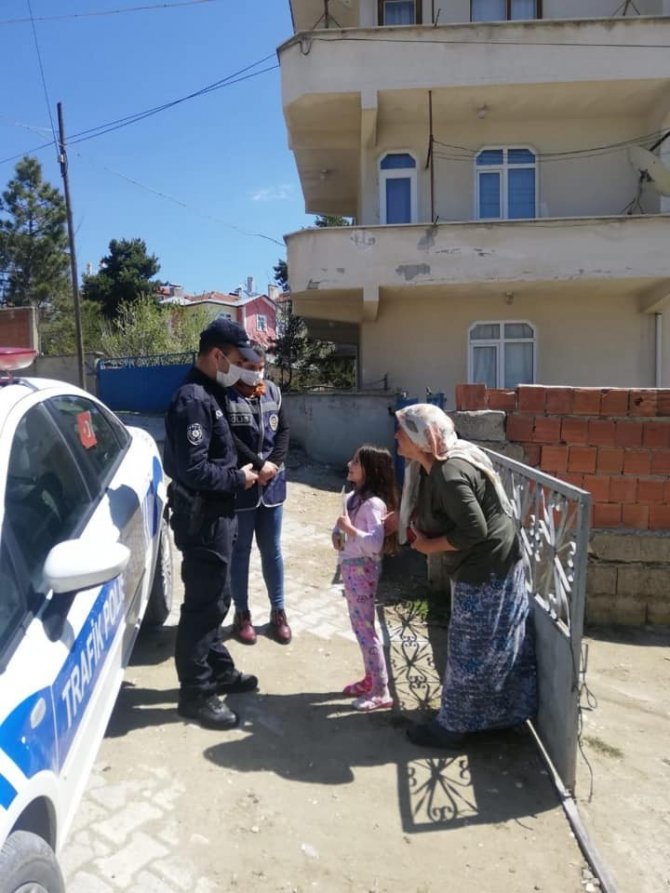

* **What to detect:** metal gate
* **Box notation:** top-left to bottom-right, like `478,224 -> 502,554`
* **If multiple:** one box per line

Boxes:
486,448 -> 591,793
97,352 -> 195,414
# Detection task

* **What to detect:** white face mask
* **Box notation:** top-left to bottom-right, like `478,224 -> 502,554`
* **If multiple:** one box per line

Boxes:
239,369 -> 264,387
216,360 -> 242,388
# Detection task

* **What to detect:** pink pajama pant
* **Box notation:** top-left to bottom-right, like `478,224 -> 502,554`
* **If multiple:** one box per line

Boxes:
341,557 -> 388,696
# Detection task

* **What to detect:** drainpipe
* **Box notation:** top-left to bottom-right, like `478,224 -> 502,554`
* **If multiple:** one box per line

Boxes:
655,313 -> 663,387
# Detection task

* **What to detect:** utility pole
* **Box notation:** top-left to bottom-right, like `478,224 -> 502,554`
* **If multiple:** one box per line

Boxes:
57,101 -> 86,391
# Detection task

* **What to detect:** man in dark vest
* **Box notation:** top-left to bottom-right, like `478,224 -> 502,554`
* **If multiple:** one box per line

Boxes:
164,318 -> 260,730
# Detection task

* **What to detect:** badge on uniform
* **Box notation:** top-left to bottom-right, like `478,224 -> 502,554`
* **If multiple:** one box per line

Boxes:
269,413 -> 279,432
187,423 -> 204,445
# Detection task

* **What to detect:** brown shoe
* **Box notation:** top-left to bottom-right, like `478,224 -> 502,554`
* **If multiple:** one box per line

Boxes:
270,608 -> 292,645
233,610 -> 257,645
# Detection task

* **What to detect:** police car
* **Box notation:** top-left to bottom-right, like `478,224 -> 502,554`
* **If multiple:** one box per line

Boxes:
0,348 -> 173,892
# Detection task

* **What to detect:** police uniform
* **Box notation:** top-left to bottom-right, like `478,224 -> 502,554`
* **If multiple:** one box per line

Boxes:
225,380 -> 290,642
164,365 -> 248,702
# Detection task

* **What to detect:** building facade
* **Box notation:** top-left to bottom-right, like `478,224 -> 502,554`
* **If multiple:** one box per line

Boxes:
279,0 -> 670,403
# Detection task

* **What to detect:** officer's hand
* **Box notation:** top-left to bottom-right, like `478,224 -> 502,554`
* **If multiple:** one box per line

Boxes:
258,461 -> 278,486
241,463 -> 259,489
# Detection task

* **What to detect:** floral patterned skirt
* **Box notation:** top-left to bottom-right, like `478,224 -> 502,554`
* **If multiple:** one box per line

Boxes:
436,560 -> 538,734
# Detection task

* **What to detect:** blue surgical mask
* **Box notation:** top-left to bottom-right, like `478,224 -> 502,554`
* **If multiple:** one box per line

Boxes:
216,361 -> 242,388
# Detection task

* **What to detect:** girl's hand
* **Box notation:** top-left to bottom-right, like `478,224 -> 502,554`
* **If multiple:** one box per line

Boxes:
336,514 -> 355,537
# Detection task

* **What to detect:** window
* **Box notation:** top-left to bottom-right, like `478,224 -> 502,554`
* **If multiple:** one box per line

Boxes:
379,153 -> 418,225
475,147 -> 537,220
47,396 -> 129,492
256,314 -> 267,332
471,0 -> 540,21
0,537 -> 26,658
5,404 -> 92,582
378,0 -> 421,25
469,321 -> 535,389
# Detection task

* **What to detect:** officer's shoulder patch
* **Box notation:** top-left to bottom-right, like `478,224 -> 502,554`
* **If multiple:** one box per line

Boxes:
187,423 -> 204,445
269,413 -> 279,432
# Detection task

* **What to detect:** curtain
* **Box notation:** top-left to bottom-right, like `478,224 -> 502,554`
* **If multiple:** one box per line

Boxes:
504,343 -> 533,387
386,177 -> 412,223
511,0 -> 537,19
472,346 -> 498,388
471,0 -> 506,21
384,1 -> 415,25
479,172 -> 501,219
508,168 -> 535,219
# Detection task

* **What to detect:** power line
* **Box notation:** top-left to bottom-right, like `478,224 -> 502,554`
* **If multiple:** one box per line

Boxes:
432,131 -> 667,164
0,56 -> 278,167
76,151 -> 286,247
26,0 -> 58,152
0,0 -> 220,26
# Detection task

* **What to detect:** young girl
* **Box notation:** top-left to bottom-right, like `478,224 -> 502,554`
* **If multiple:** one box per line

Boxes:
333,445 -> 398,711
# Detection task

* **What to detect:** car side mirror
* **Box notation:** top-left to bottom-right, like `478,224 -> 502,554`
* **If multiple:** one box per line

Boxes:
43,540 -> 130,594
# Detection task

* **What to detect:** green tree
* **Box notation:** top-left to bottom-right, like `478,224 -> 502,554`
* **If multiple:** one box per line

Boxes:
314,214 -> 350,228
82,238 -> 161,318
40,293 -> 105,356
99,295 -> 211,359
0,157 -> 69,308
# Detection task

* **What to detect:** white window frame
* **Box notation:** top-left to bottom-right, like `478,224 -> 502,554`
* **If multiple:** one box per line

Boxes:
378,151 -> 419,225
256,314 -> 267,332
474,145 -> 538,221
467,320 -> 537,388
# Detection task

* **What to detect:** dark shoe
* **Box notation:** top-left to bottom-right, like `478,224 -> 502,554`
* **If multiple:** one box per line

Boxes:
406,720 -> 466,750
177,694 -> 239,730
270,608 -> 292,644
215,670 -> 259,695
233,610 -> 257,645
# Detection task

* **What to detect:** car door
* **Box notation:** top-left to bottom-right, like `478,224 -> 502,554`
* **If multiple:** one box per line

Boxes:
0,399 -> 96,846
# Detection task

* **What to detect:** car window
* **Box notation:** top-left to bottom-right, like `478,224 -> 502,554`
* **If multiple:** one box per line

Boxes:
47,396 -> 129,492
0,537 -> 26,661
4,403 -> 92,582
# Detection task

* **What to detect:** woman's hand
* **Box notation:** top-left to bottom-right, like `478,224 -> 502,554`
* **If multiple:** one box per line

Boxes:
410,528 -> 448,555
331,530 -> 345,551
258,461 -> 278,486
383,510 -> 399,535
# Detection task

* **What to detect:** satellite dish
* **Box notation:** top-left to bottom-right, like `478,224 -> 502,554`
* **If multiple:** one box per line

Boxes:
628,145 -> 670,197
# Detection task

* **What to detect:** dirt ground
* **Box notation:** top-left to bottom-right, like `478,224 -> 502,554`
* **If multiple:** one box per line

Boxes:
63,451 -> 669,892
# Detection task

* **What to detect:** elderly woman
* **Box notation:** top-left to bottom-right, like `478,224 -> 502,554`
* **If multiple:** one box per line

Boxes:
395,403 -> 537,749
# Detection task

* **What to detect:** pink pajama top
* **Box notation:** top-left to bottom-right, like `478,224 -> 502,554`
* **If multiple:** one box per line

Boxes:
337,492 -> 387,563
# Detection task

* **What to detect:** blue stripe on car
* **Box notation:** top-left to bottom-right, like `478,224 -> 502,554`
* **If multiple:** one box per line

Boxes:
0,774 -> 18,810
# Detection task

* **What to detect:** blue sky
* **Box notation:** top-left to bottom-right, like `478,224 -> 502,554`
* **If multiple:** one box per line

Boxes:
0,0 -> 310,295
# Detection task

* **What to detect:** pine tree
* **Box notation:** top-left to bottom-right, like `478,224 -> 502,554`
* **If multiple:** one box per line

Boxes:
81,238 -> 161,318
0,157 -> 69,308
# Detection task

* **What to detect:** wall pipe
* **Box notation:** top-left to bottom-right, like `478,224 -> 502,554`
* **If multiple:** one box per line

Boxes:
655,312 -> 663,387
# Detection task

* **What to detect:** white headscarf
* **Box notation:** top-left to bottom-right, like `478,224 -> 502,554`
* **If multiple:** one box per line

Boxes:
396,403 -> 512,545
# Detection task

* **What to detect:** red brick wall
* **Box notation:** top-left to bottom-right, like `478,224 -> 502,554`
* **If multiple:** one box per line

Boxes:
455,384 -> 670,532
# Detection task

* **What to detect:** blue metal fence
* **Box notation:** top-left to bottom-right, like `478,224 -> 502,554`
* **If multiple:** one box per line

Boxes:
97,352 -> 194,413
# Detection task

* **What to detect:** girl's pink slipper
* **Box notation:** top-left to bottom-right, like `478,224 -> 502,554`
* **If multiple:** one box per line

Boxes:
343,676 -> 372,697
353,695 -> 393,711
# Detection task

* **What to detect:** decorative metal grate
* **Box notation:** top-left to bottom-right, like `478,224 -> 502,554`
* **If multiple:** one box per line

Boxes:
485,448 -> 591,791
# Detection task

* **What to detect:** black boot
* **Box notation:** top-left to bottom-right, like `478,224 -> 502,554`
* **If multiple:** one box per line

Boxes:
178,694 -> 239,730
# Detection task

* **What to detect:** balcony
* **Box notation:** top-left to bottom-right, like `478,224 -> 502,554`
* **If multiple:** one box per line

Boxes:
285,215 -> 670,324
279,17 -> 670,214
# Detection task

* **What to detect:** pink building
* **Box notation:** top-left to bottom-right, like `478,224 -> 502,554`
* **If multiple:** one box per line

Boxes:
159,280 -> 280,350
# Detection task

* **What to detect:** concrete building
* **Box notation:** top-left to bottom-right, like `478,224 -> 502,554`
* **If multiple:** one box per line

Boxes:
279,1 -> 670,404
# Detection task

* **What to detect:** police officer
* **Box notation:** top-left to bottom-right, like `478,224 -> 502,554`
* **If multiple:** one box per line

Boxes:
225,344 -> 291,645
164,318 -> 260,730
